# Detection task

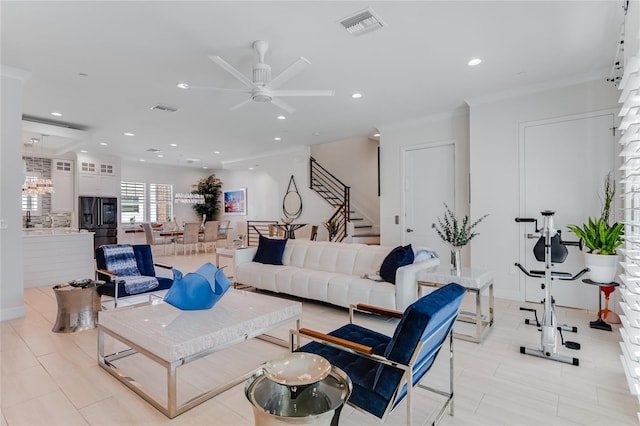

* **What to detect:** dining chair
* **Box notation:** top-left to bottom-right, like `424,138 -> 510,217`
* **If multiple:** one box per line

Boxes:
141,222 -> 173,255
199,220 -> 219,254
309,224 -> 319,240
176,222 -> 201,255
290,282 -> 466,426
217,220 -> 231,247
268,224 -> 285,238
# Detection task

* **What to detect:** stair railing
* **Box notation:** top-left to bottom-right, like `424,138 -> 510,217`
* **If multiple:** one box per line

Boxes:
309,157 -> 350,241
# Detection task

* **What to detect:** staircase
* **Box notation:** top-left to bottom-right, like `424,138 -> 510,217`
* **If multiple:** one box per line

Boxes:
309,157 -> 380,244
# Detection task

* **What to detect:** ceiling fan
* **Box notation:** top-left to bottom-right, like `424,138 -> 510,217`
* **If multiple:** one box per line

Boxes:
180,40 -> 334,113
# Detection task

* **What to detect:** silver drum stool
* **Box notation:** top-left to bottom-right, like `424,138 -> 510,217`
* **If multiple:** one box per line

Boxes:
52,280 -> 102,333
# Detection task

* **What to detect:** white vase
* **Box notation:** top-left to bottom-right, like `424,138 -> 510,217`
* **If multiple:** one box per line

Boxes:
584,252 -> 619,284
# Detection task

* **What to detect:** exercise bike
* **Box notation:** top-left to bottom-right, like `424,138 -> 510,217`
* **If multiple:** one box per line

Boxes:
515,210 -> 588,366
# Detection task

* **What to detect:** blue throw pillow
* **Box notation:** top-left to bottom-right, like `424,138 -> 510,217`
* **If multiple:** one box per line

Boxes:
379,244 -> 414,284
253,235 -> 287,265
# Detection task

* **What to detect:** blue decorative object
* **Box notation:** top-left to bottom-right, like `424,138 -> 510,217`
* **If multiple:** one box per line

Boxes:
163,262 -> 231,310
253,235 -> 287,265
379,244 -> 414,284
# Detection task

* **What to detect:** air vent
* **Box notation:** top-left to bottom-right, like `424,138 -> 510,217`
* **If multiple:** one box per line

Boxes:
151,104 -> 180,113
339,8 -> 385,36
146,148 -> 161,153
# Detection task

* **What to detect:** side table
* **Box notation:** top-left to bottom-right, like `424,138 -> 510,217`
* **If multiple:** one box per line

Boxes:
417,266 -> 494,343
52,280 -> 103,333
582,279 -> 620,332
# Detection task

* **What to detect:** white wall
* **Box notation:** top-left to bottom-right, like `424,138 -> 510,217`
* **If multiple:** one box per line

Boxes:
1,65 -> 30,320
378,107 -> 470,251
310,136 -> 380,225
469,79 -> 620,300
215,147 -> 332,240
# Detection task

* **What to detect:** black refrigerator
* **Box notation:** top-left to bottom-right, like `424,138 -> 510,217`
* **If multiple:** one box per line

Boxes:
79,196 -> 118,251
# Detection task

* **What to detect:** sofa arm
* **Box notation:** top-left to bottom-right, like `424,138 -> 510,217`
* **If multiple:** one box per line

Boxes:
233,247 -> 258,277
394,258 -> 440,310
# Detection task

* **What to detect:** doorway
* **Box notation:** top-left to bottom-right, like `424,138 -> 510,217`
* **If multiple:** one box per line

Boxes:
403,141 -> 455,257
519,111 -> 616,310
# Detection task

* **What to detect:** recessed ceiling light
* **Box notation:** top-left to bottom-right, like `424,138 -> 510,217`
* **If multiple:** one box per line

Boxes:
50,112 -> 62,117
373,133 -> 380,137
277,115 -> 286,120
139,159 -> 145,162
170,143 -> 177,147
248,167 -> 254,170
467,58 -> 482,66
80,150 -> 88,153
351,92 -> 362,99
157,154 -> 164,158
214,151 -> 220,154
203,166 -> 208,169
124,132 -> 135,136
99,142 -> 108,146
176,82 -> 189,89
274,137 -> 281,141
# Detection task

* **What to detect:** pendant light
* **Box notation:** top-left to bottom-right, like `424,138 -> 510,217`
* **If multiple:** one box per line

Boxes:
22,135 -> 55,195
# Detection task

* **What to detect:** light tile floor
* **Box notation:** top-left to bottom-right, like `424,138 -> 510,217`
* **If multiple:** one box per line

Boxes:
1,252 -> 638,425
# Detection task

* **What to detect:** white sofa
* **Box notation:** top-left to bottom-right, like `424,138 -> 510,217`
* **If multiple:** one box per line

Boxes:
233,239 -> 439,311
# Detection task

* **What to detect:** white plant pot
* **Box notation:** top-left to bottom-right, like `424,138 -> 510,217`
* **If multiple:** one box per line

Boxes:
584,252 -> 619,284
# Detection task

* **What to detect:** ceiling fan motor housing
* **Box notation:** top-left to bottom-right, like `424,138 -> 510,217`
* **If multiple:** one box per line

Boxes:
252,88 -> 273,103
253,63 -> 271,87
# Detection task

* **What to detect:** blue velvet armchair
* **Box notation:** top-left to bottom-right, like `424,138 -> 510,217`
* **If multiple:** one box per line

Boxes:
290,282 -> 466,426
95,244 -> 174,308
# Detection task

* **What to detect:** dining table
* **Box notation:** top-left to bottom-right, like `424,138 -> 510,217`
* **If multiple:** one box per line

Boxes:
275,223 -> 307,239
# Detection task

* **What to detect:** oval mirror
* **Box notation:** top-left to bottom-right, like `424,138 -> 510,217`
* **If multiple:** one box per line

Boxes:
283,191 -> 302,219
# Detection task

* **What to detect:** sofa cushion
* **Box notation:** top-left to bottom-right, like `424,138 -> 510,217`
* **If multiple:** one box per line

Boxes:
379,245 -> 414,284
253,235 -> 287,265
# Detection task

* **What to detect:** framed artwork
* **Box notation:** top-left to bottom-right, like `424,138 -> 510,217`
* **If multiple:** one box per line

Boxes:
223,188 -> 247,215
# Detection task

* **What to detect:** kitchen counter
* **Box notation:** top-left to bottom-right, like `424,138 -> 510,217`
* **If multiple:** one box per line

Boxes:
23,230 -> 95,288
23,228 -> 86,236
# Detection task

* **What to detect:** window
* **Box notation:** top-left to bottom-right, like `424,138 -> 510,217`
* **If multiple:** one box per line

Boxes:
121,182 -> 145,223
150,183 -> 173,222
121,181 -> 173,223
22,175 -> 41,214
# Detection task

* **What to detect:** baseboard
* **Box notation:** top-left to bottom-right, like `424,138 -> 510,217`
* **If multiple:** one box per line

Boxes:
0,304 -> 26,321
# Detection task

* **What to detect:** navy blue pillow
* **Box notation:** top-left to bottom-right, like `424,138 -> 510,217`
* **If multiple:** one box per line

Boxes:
253,235 -> 287,265
379,245 -> 414,284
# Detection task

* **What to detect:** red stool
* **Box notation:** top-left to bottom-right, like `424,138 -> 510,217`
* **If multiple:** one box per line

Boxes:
600,285 -> 621,324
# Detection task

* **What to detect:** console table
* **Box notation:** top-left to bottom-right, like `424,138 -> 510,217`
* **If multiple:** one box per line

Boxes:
97,290 -> 301,418
417,266 -> 494,343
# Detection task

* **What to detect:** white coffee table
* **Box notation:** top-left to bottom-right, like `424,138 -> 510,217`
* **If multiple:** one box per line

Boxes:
97,289 -> 302,418
417,266 -> 494,343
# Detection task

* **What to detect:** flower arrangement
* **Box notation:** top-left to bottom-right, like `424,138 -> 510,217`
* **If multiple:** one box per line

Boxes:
432,203 -> 488,248
322,216 -> 340,241
192,174 -> 223,221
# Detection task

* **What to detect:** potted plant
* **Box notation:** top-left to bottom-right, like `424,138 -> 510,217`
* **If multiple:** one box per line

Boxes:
192,174 -> 223,221
432,203 -> 488,275
567,173 -> 624,283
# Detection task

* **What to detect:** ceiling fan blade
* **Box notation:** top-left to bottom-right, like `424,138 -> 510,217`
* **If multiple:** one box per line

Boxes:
266,57 -> 311,89
230,98 -> 253,111
208,55 -> 256,89
186,85 -> 251,94
270,98 -> 295,114
271,90 -> 335,97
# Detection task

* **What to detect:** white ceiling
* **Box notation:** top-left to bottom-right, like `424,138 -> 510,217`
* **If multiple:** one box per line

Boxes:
1,1 -> 625,169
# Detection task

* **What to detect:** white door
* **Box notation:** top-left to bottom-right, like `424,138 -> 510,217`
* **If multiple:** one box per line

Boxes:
404,141 -> 455,257
520,112 -> 616,310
